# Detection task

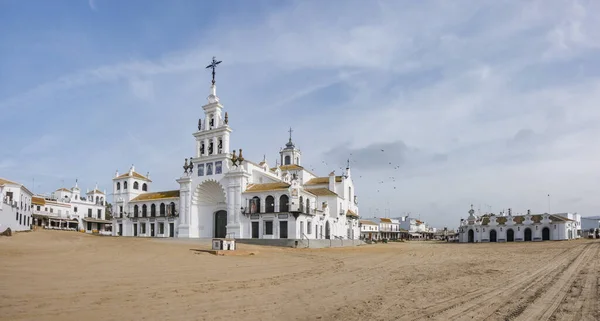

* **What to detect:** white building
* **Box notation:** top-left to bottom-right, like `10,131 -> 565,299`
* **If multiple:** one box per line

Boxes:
581,216 -> 600,238
0,177 -> 33,233
112,77 -> 361,240
398,216 -> 434,239
458,206 -> 581,243
378,218 -> 400,240
359,220 -> 379,240
32,181 -> 110,233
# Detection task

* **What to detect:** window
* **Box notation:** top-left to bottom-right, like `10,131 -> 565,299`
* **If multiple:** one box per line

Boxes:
87,208 -> 92,217
264,221 -> 273,235
265,196 -> 275,213
134,205 -> 139,217
284,155 -> 290,165
74,207 -> 78,212
142,183 -> 147,191
142,204 -> 147,217
15,212 -> 18,220
119,206 -> 123,215
97,209 -> 102,218
159,222 -> 164,234
133,181 -> 139,190
117,182 -> 121,190
169,202 -> 176,216
348,187 -> 352,202
160,203 -> 165,216
151,204 -> 156,217
300,221 -> 304,235
279,195 -> 289,212
124,181 -> 128,189
306,199 -> 310,214
50,208 -> 53,213
307,222 -> 312,234
36,206 -> 40,211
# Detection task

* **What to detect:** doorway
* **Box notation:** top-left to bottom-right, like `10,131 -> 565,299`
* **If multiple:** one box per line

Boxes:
169,223 -> 174,237
468,229 -> 474,243
133,224 -> 138,236
489,229 -> 497,242
507,229 -> 514,242
119,223 -> 123,236
524,228 -> 532,241
325,221 -> 331,239
252,222 -> 259,238
214,210 -> 227,238
279,221 -> 288,239
542,227 -> 550,241
150,223 -> 155,237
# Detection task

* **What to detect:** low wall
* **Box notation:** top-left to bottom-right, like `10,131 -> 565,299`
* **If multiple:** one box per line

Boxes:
236,238 -> 366,249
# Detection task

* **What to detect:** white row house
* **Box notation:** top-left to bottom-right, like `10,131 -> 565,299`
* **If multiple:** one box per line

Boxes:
459,206 -> 581,243
0,177 -> 33,233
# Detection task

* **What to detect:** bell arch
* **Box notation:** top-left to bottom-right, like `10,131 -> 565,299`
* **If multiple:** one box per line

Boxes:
192,179 -> 226,205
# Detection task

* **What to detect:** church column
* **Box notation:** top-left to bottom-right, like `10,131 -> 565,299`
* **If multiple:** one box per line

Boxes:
234,186 -> 242,224
203,138 -> 209,156
226,186 -> 235,225
176,177 -> 191,237
223,132 -> 230,155
212,137 -> 217,155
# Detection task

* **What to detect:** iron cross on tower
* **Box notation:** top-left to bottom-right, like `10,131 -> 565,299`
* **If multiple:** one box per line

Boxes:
288,127 -> 293,142
205,56 -> 222,85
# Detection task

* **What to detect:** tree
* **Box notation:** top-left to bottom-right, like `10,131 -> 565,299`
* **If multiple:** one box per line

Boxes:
105,203 -> 113,220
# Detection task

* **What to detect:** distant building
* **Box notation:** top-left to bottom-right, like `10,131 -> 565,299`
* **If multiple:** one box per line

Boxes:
0,177 -> 33,232
458,206 -> 581,243
31,180 -> 110,233
359,220 -> 379,240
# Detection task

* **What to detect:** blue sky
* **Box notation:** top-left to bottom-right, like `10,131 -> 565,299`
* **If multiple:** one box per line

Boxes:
1,0 -> 600,227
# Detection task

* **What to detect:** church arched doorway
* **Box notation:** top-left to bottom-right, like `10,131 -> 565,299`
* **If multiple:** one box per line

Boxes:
542,227 -> 550,241
325,221 -> 331,239
506,229 -> 514,242
214,210 -> 227,238
524,228 -> 532,241
489,229 -> 497,242
468,229 -> 474,243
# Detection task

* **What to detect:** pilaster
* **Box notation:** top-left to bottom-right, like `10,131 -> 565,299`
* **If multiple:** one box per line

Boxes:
176,176 -> 192,237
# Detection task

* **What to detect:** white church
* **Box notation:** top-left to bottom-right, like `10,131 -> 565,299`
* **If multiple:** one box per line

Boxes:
111,62 -> 361,241
458,206 -> 581,243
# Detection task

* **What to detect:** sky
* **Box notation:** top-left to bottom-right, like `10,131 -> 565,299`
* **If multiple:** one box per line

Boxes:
1,0 -> 600,228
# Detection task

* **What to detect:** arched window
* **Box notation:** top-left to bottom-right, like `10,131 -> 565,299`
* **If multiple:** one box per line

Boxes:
251,196 -> 261,213
299,196 -> 304,212
116,182 -> 121,190
133,181 -> 139,190
169,202 -> 176,216
348,187 -> 352,201
142,204 -> 147,217
265,196 -> 275,213
284,155 -> 291,165
306,199 -> 310,214
160,203 -> 165,216
124,181 -> 128,189
133,205 -> 139,217
151,204 -> 156,217
95,196 -> 99,204
142,183 -> 147,191
279,195 -> 289,212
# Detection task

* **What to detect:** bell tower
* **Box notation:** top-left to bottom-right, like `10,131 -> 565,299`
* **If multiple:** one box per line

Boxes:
279,127 -> 301,166
192,57 -> 231,171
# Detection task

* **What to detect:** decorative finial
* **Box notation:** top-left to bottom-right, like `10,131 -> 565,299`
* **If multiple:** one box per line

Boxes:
205,56 -> 222,85
346,158 -> 350,169
224,112 -> 228,125
238,149 -> 244,164
231,149 -> 238,167
183,158 -> 189,173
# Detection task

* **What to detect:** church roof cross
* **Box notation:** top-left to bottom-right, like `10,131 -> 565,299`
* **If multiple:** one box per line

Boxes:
205,56 -> 222,85
288,127 -> 293,142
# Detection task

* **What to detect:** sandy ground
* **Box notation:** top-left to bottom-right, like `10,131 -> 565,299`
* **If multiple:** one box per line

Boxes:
0,230 -> 598,321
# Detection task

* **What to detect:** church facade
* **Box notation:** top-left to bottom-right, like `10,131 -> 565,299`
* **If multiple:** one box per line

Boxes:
112,77 -> 360,240
458,206 -> 581,243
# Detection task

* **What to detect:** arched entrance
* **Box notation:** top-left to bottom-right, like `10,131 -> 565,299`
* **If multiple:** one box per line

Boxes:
507,229 -> 514,242
542,227 -> 550,241
489,229 -> 497,242
524,228 -> 532,241
468,229 -> 474,243
192,179 -> 227,238
325,221 -> 331,239
214,210 -> 227,238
